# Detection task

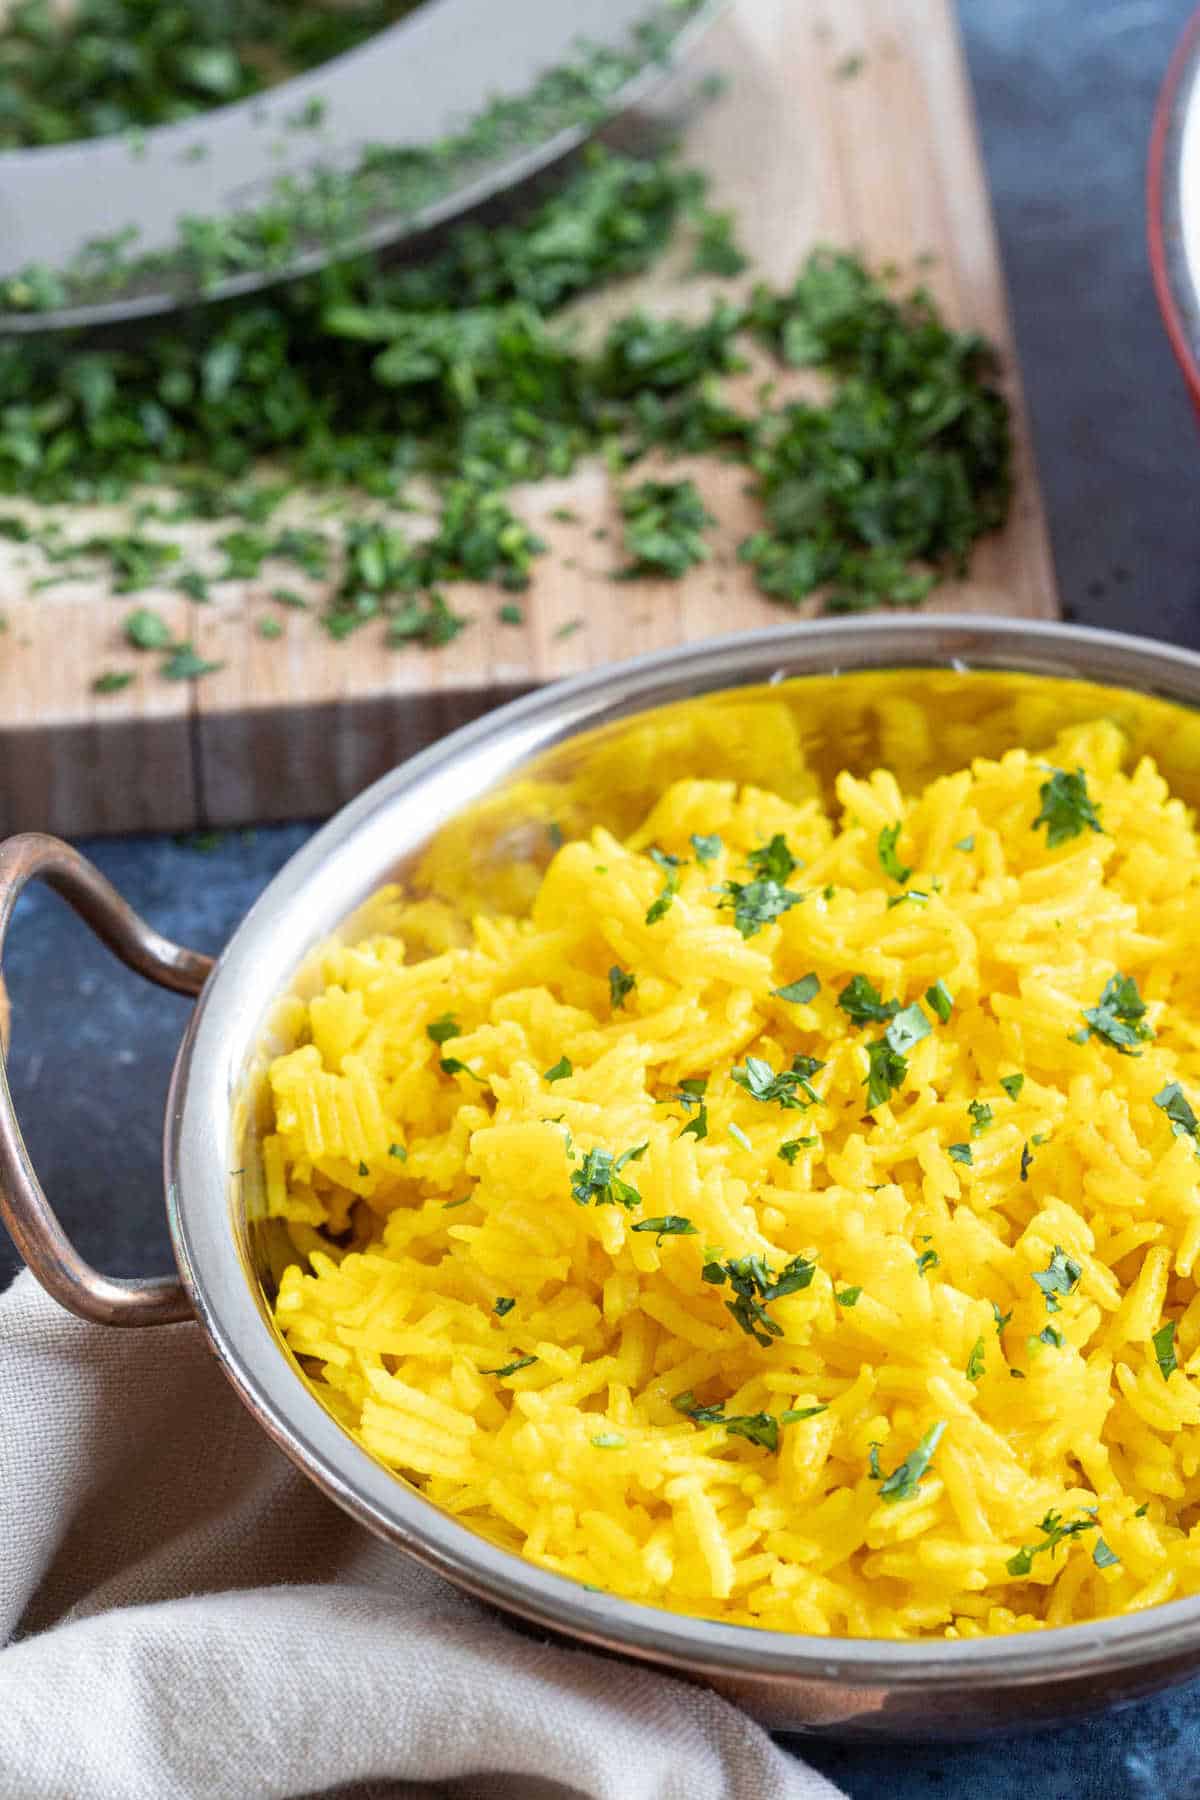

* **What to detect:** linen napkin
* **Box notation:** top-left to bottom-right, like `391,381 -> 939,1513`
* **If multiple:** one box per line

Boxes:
0,1269 -> 845,1800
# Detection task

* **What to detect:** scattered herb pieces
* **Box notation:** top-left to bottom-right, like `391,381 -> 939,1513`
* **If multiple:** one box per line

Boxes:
732,1053 -> 823,1109
915,1247 -> 940,1277
427,1014 -> 461,1045
702,1251 -> 817,1345
618,477 -> 714,577
123,607 -> 173,650
968,1099 -> 994,1137
92,670 -> 134,693
160,642 -> 222,680
948,1143 -> 972,1166
1155,1081 -> 1200,1143
836,1287 -> 861,1307
631,1215 -> 697,1244
493,1297 -> 516,1316
543,1056 -> 572,1083
1032,1246 -> 1082,1315
1020,1142 -> 1033,1182
877,822 -> 911,884
1072,973 -> 1153,1057
1006,1509 -> 1098,1577
1092,1538 -> 1120,1570
690,833 -> 722,865
1153,1319 -> 1178,1381
570,1143 -> 648,1211
1000,1073 -> 1025,1101
482,1355 -> 538,1379
609,966 -> 637,1011
838,974 -> 900,1025
925,980 -> 953,1022
869,1421 -> 946,1504
774,973 -> 820,1004
966,1336 -> 986,1381
1033,768 -> 1104,849
645,848 -> 683,925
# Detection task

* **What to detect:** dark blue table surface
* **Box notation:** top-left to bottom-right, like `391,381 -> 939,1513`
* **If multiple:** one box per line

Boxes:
5,4 -> 1200,1794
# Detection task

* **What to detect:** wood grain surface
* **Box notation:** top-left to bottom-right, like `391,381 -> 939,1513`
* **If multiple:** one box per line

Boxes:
0,0 -> 1057,838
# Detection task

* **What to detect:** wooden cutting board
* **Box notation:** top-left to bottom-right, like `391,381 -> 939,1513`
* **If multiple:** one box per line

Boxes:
0,0 -> 1057,839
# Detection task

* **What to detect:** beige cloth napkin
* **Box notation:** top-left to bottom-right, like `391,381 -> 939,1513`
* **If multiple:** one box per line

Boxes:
0,1270 -> 845,1800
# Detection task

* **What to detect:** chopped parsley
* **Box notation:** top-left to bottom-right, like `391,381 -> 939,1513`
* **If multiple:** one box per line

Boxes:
1092,1538 -> 1120,1570
632,1215 -> 697,1244
439,1057 -> 486,1081
618,477 -> 714,578
608,966 -> 637,1011
161,643 -> 222,681
1020,1142 -> 1033,1182
388,1143 -> 407,1161
426,1014 -> 461,1045
948,1143 -> 972,1166
836,1287 -> 862,1307
570,1143 -> 648,1211
838,974 -> 900,1025
482,1355 -> 538,1379
1071,973 -> 1153,1056
717,874 -> 804,938
702,1251 -> 817,1345
493,1297 -> 516,1316
966,1336 -> 986,1381
1038,1324 -> 1064,1349
877,822 -> 912,884
749,834 -> 800,884
1006,1509 -> 1098,1577
543,1057 -> 572,1083
124,607 -> 173,650
1000,1073 -> 1025,1101
869,1422 -> 946,1504
679,1104 -> 709,1141
1032,768 -> 1104,849
968,1099 -> 994,1137
92,670 -> 135,694
954,835 -> 975,852
863,1004 -> 932,1110
774,973 -> 820,1004
992,1301 -> 1012,1334
1032,1246 -> 1082,1314
915,1247 -> 940,1277
672,1390 -> 820,1452
885,889 -> 931,909
645,848 -> 684,925
732,1053 -> 823,1109
690,833 -> 722,865
777,1136 -> 816,1163
1153,1319 -> 1178,1381
925,980 -> 954,1023
357,1161 -> 369,1177
1154,1081 -> 1200,1143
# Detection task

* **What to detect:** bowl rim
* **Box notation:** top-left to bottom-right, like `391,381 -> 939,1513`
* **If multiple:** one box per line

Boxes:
167,613 -> 1200,1691
1149,2 -> 1200,409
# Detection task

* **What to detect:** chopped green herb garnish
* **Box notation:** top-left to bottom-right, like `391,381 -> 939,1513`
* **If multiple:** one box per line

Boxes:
864,1037 -> 908,1110
1153,1319 -> 1178,1381
925,980 -> 953,1023
497,602 -> 524,625
915,1247 -> 940,1277
1038,1324 -> 1063,1348
884,1003 -> 932,1054
691,207 -> 749,277
870,1422 -> 946,1503
357,1161 -> 369,1177
702,1251 -> 817,1345
618,477 -> 714,578
679,1103 -> 709,1142
948,1143 -> 972,1166
838,974 -> 900,1025
877,822 -> 911,884
632,1215 -> 697,1244
645,848 -> 683,925
1154,1081 -> 1200,1143
1032,768 -> 1104,848
774,973 -> 820,1004
954,835 -> 975,852
483,1355 -> 538,1379
1020,1142 -> 1033,1182
388,1143 -> 407,1161
732,1053 -> 823,1109
690,833 -> 722,865
443,1196 -> 470,1210
748,834 -> 800,885
1032,1246 -> 1082,1314
966,1336 -> 986,1381
728,1121 -> 753,1151
123,607 -> 173,650
968,1099 -> 994,1137
160,643 -> 222,681
493,1297 -> 516,1316
836,1287 -> 862,1307
439,1057 -> 485,1081
608,966 -> 637,1011
886,889 -> 931,908
1000,1073 -> 1025,1101
570,1144 -> 647,1211
717,868 -> 805,938
1006,1508 -> 1098,1576
426,1014 -> 461,1045
543,1057 -> 572,1083
257,616 -> 284,640
1092,1538 -> 1119,1569
92,670 -> 135,694
777,1136 -> 816,1164
1072,973 -> 1153,1056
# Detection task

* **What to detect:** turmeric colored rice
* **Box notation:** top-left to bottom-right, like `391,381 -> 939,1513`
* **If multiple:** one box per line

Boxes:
265,705 -> 1200,1639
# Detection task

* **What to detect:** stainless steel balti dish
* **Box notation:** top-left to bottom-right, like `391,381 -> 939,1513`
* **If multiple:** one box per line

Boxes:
6,614 -> 1200,1740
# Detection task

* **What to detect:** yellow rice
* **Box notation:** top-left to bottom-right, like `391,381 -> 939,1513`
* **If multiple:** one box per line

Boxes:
265,701 -> 1200,1639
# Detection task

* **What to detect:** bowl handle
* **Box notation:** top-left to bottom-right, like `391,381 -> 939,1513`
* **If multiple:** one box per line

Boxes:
0,833 -> 213,1327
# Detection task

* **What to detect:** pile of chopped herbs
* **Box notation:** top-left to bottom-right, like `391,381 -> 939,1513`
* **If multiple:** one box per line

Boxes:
0,0 -> 422,149
0,144 -> 1013,679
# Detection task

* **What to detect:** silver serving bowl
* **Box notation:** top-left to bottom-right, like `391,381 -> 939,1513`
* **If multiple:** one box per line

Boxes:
6,613 -> 1200,1740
